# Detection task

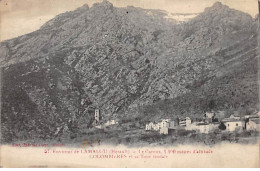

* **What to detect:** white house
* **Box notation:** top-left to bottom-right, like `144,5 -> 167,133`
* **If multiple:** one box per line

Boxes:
169,120 -> 175,128
179,117 -> 191,127
104,119 -> 118,127
145,122 -> 154,131
185,122 -> 219,133
246,118 -> 260,131
159,119 -> 175,134
95,125 -> 104,129
195,123 -> 219,134
205,112 -> 214,119
145,121 -> 160,131
159,127 -> 168,134
185,122 -> 201,131
147,119 -> 175,132
161,119 -> 174,128
153,122 -> 160,131
223,120 -> 245,132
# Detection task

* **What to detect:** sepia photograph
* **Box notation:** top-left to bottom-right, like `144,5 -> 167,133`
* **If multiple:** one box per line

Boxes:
0,0 -> 259,168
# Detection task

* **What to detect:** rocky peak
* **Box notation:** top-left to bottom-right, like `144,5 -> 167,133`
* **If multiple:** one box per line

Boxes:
92,0 -> 113,10
88,0 -> 114,17
76,4 -> 90,11
188,0 -> 253,34
204,1 -> 229,12
203,1 -> 252,20
211,1 -> 226,9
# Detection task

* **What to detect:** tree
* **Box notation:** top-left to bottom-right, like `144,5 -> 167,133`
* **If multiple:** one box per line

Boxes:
218,122 -> 226,130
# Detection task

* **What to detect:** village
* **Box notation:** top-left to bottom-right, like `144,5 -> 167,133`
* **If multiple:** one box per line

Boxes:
144,111 -> 260,135
92,109 -> 260,136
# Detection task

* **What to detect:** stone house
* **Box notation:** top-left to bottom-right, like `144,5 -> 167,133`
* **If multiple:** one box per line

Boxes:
153,122 -> 160,131
179,117 -> 191,127
223,120 -> 245,132
159,127 -> 175,135
205,112 -> 214,119
246,118 -> 260,131
159,119 -> 175,134
229,114 -> 240,120
185,122 -> 200,131
159,127 -> 168,134
104,119 -> 118,127
185,121 -> 219,133
161,119 -> 170,128
195,123 -> 219,134
145,122 -> 154,131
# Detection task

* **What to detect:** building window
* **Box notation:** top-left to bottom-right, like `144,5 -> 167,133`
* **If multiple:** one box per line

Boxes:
236,123 -> 238,126
228,124 -> 229,127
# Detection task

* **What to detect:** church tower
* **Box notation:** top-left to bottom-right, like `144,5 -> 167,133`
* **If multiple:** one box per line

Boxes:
95,109 -> 100,123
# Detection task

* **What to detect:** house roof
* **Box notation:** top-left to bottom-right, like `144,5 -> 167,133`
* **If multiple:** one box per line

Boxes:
197,123 -> 209,126
246,115 -> 259,119
222,120 -> 244,123
179,117 -> 190,121
196,122 -> 220,126
250,119 -> 260,124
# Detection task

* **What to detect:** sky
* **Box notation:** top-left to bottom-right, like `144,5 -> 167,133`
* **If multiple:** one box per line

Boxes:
0,0 -> 258,41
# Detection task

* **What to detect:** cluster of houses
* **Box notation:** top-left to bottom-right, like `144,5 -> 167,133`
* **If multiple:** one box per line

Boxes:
145,111 -> 260,135
90,109 -> 259,135
145,119 -> 175,134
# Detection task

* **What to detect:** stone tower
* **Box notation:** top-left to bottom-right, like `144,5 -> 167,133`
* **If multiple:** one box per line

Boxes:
95,109 -> 100,122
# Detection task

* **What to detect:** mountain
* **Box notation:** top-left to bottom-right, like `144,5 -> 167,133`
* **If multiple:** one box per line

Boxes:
0,1 -> 258,142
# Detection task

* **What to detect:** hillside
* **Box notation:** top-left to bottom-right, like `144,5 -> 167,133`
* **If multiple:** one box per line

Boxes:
0,1 -> 258,142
